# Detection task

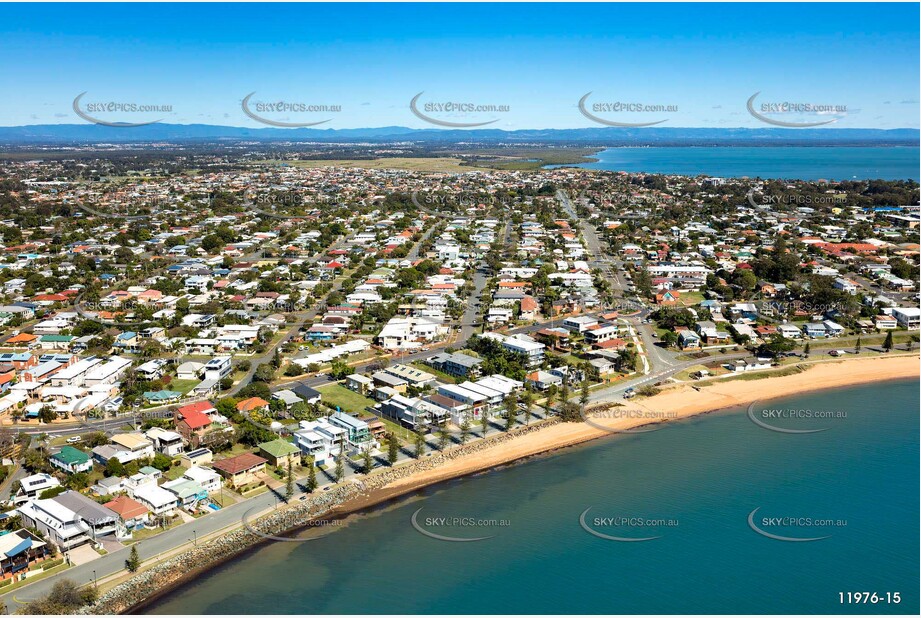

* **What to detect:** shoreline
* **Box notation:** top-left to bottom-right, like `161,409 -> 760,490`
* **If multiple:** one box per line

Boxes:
106,354 -> 917,615
327,354 -> 920,517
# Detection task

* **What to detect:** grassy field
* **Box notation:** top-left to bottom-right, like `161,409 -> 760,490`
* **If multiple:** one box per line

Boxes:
167,379 -> 200,395
318,383 -> 376,414
454,147 -> 603,171
250,158 -> 479,173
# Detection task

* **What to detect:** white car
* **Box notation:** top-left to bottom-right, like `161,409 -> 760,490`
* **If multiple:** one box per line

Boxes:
66,436 -> 82,444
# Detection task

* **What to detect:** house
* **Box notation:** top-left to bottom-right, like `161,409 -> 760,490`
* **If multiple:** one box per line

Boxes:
384,364 -> 436,387
584,325 -> 619,345
109,433 -> 155,461
892,307 -> 921,329
0,529 -> 50,579
202,356 -> 232,381
426,351 -> 484,378
329,412 -> 378,453
179,447 -> 213,468
677,329 -> 701,350
212,453 -> 268,488
175,401 -> 215,447
562,316 -> 598,333
777,324 -> 803,339
13,473 -> 60,505
294,418 -> 346,466
17,498 -> 92,550
236,397 -> 270,415
482,332 -> 545,368
181,466 -> 221,494
655,290 -> 680,305
802,323 -> 827,338
874,315 -> 897,330
176,361 -> 205,381
162,478 -> 208,509
272,389 -> 303,409
50,446 -> 93,474
519,295 -> 539,320
52,491 -> 120,540
292,384 -> 322,404
345,373 -> 373,395
145,427 -> 185,457
103,495 -> 149,529
525,370 -> 563,391
258,439 -> 302,468
131,483 -> 179,516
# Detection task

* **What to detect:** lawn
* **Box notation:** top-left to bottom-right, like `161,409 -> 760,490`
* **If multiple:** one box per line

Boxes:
167,379 -> 200,395
317,384 -> 376,415
250,157 -> 481,173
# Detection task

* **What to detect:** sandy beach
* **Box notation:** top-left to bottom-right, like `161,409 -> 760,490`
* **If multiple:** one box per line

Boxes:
332,355 -> 919,514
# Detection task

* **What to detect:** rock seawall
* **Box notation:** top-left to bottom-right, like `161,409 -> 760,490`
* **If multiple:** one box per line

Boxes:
82,419 -> 560,614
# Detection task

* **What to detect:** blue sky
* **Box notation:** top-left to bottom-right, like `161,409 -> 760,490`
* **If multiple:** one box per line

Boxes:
0,3 -> 918,129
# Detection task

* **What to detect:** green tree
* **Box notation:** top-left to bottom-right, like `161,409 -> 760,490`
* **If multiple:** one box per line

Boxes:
580,380 -> 590,407
362,447 -> 373,474
285,459 -> 294,501
803,342 -> 811,357
387,434 -> 400,465
106,457 -> 126,477
855,336 -> 862,354
334,449 -> 345,482
125,545 -> 141,573
437,427 -> 449,450
38,406 -> 58,424
459,418 -> 471,444
883,331 -> 894,351
306,459 -> 318,492
413,431 -> 426,458
479,413 -> 490,437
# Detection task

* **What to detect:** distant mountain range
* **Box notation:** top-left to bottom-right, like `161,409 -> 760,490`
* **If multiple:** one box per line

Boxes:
0,123 -> 918,145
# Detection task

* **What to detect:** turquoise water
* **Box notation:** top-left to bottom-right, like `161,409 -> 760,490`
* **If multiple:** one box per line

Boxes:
145,380 -> 919,614
549,146 -> 920,181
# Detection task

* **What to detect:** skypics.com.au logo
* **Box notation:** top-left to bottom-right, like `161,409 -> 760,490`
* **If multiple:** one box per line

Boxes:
578,92 -> 676,127
241,93 -> 342,128
410,92 -> 509,128
746,92 -> 846,128
73,92 -> 172,127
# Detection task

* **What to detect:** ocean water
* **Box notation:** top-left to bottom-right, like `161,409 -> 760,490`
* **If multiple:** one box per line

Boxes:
548,146 -> 920,181
144,380 -> 919,615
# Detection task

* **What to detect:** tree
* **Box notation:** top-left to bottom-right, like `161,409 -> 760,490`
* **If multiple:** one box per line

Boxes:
334,449 -> 345,482
125,545 -> 141,572
883,331 -> 894,351
387,434 -> 400,465
253,364 -> 276,383
38,406 -> 58,424
306,459 -> 318,492
329,360 -> 354,380
361,447 -> 373,474
151,453 -> 173,472
803,342 -> 811,357
285,459 -> 294,501
479,412 -> 490,437
437,427 -> 449,450
413,431 -> 426,458
580,381 -> 590,407
855,336 -> 862,354
459,418 -> 471,444
106,457 -> 126,477
545,385 -> 558,412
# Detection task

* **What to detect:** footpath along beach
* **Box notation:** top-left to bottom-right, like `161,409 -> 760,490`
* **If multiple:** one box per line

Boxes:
74,354 -> 918,614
